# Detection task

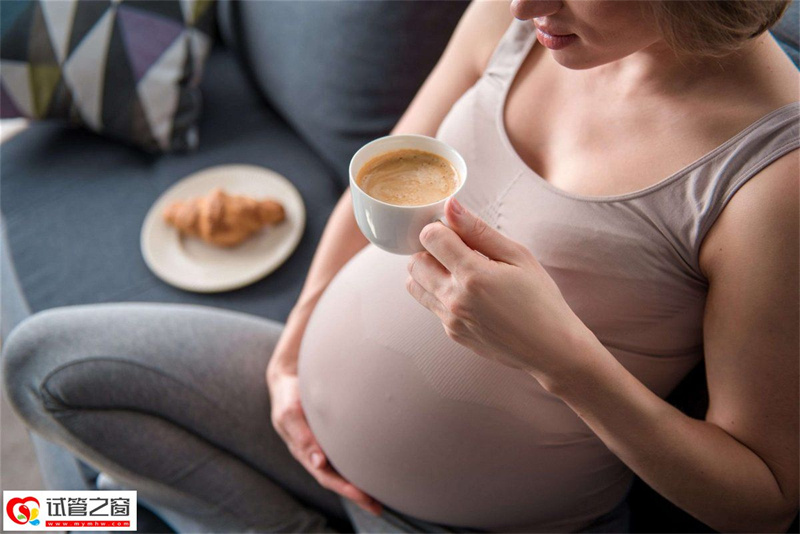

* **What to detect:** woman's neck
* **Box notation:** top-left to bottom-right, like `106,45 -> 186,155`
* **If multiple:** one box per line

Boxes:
569,35 -> 780,102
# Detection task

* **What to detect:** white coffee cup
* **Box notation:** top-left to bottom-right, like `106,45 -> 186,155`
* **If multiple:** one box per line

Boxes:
349,134 -> 468,255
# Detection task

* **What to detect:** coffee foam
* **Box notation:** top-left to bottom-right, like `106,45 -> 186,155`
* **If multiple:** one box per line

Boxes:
356,149 -> 459,206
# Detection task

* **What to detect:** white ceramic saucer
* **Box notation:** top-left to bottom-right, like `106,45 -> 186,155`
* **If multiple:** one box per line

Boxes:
141,164 -> 306,293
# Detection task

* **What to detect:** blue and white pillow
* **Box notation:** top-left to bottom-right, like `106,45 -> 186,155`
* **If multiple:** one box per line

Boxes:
0,0 -> 216,152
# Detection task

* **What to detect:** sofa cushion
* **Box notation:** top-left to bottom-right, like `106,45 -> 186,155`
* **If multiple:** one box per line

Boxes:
219,0 -> 468,188
0,0 -> 215,152
1,47 -> 342,321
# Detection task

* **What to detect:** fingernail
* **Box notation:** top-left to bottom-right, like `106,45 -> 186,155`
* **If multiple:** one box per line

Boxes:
450,197 -> 464,215
311,452 -> 323,468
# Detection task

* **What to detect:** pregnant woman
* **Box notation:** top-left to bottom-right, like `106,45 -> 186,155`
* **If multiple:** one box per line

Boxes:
4,0 -> 798,532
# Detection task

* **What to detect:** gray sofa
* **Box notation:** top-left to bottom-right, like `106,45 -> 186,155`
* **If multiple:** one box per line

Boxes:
2,1 -> 798,532
1,0 -> 467,324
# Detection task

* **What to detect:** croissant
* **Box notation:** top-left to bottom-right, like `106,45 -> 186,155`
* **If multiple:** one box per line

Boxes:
163,187 -> 286,247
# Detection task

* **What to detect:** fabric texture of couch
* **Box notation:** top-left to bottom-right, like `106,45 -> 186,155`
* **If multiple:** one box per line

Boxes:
1,0 -> 467,323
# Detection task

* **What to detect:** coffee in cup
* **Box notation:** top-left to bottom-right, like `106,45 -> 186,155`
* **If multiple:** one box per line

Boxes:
349,135 -> 468,255
355,149 -> 459,207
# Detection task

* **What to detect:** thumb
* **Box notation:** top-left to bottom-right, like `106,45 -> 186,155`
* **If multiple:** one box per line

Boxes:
445,197 -> 526,263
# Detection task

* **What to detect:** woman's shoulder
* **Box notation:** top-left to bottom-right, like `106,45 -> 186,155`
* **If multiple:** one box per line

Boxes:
712,35 -> 799,128
678,36 -> 798,170
452,0 -> 516,77
698,145 -> 797,279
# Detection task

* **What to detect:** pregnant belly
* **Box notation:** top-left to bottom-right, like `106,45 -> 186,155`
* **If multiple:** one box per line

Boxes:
298,246 -> 631,532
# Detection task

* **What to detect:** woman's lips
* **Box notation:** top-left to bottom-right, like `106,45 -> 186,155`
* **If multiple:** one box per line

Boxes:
534,25 -> 578,50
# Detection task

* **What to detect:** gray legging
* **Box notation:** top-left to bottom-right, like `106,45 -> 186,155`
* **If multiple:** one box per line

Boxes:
2,303 -> 627,533
0,303 -> 486,533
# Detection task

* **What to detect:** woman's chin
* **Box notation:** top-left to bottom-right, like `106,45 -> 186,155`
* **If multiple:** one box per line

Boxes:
548,48 -> 607,70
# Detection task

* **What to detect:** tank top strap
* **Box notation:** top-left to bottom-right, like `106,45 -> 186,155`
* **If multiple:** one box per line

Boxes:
670,102 -> 800,276
483,19 -> 537,85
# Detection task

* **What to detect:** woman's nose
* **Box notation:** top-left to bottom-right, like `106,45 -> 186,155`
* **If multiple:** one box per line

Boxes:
510,0 -> 563,20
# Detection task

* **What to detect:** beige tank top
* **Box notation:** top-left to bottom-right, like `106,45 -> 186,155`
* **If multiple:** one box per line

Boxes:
444,19 -> 799,395
298,19 -> 800,532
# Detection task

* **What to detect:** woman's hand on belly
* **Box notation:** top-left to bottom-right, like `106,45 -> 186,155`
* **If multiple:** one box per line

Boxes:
267,367 -> 382,515
406,197 -> 594,388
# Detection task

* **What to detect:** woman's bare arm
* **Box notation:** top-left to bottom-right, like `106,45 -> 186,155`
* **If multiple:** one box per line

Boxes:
268,0 -> 513,375
265,3 -> 515,513
547,151 -> 799,532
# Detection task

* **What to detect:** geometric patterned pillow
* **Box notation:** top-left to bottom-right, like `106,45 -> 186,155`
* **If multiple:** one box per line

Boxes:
0,0 -> 215,152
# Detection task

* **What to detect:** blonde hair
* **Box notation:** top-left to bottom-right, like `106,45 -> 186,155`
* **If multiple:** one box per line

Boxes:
649,0 -> 791,58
